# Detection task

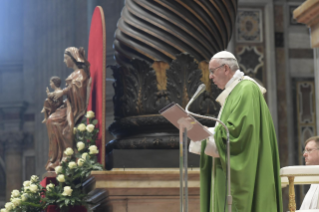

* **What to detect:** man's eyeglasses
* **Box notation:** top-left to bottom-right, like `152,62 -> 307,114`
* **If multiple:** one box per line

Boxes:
209,64 -> 225,75
303,148 -> 319,154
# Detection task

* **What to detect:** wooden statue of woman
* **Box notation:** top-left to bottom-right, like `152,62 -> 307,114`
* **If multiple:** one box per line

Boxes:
44,47 -> 91,171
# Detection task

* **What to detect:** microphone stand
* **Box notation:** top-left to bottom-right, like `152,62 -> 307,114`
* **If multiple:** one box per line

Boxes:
186,98 -> 232,212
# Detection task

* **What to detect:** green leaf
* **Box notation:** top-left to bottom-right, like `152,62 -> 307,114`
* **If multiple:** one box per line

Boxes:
93,165 -> 103,170
75,183 -> 82,189
92,119 -> 98,125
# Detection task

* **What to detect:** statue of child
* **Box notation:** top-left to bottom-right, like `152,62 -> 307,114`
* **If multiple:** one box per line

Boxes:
41,76 -> 63,123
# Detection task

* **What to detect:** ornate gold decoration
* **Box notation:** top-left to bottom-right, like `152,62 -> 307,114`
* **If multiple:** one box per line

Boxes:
198,61 -> 210,92
152,61 -> 169,91
288,176 -> 296,212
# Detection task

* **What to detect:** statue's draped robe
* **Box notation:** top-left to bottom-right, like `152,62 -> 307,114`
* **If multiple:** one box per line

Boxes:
200,80 -> 283,212
45,69 -> 89,171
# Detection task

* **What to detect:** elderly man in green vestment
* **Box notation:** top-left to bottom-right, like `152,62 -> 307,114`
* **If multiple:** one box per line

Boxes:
189,51 -> 283,212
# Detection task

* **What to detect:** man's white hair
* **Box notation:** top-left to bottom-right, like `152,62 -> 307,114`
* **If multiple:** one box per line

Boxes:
215,58 -> 239,72
211,51 -> 239,72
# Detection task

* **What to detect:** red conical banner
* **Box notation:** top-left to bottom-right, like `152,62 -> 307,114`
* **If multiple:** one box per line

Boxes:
87,6 -> 106,166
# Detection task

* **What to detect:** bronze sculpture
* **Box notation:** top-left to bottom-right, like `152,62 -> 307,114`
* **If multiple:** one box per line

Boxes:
44,47 -> 91,171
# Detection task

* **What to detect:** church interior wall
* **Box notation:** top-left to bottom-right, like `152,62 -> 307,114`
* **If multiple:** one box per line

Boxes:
0,0 -> 316,210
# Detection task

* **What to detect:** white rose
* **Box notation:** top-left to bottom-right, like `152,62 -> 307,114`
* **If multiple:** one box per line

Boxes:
86,111 -> 95,119
29,184 -> 38,193
77,158 -> 84,167
5,202 -> 14,210
64,147 -> 74,156
77,123 -> 86,132
21,193 -> 28,201
89,145 -> 99,155
77,142 -> 85,151
57,174 -> 65,183
86,124 -> 95,133
24,186 -> 29,192
73,127 -> 77,135
11,198 -> 21,207
82,152 -> 89,160
68,161 -> 77,169
46,183 -> 55,192
30,175 -> 39,183
55,166 -> 63,174
62,186 -> 73,196
23,181 -> 31,187
11,190 -> 20,198
0,208 -> 6,212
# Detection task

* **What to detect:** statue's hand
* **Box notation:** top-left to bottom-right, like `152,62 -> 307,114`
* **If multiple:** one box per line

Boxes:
53,90 -> 63,100
46,87 -> 50,95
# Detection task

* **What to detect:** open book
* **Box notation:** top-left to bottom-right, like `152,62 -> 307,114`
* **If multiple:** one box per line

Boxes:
159,102 -> 212,141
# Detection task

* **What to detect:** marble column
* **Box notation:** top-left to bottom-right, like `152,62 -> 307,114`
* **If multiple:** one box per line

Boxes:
0,132 -> 24,201
274,4 -> 290,211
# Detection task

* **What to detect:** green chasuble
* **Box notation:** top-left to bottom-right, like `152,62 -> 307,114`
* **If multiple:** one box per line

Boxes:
200,80 -> 282,212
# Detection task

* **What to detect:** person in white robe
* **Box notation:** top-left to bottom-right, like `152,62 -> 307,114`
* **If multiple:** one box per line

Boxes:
300,136 -> 319,210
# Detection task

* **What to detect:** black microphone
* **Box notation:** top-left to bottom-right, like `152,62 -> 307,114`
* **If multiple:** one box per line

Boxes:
186,83 -> 206,112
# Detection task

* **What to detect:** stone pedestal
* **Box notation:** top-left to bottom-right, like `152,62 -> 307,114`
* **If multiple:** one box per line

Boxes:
110,149 -> 200,168
91,169 -> 200,211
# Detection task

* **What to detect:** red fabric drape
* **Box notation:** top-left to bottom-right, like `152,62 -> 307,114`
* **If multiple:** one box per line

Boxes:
40,177 -> 57,188
87,6 -> 106,166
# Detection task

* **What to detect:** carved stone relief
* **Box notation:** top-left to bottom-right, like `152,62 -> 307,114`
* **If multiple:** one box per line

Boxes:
236,9 -> 263,43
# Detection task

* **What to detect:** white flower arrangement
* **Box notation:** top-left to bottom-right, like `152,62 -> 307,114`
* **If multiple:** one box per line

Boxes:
30,175 -> 39,183
82,152 -> 89,160
61,186 -> 73,196
11,198 -> 21,207
86,124 -> 95,132
56,174 -> 65,183
5,202 -> 14,211
77,158 -> 84,167
64,147 -> 74,156
11,190 -> 20,198
85,110 -> 95,119
21,193 -> 28,202
89,145 -> 99,155
29,184 -> 39,193
46,183 -> 55,192
77,123 -> 86,132
2,110 -> 103,212
2,174 -> 44,212
23,181 -> 30,187
68,161 -> 77,169
77,141 -> 85,151
55,166 -> 63,174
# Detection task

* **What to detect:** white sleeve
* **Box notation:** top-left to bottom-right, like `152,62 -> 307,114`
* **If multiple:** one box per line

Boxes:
204,127 -> 220,158
189,140 -> 202,155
